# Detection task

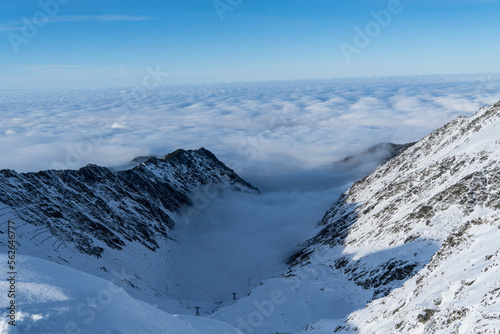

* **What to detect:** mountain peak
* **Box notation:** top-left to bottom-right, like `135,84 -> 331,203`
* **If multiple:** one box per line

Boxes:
0,147 -> 258,256
266,100 -> 500,332
160,147 -> 215,161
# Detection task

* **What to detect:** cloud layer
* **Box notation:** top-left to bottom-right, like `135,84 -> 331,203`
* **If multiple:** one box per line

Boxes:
1,74 -> 499,181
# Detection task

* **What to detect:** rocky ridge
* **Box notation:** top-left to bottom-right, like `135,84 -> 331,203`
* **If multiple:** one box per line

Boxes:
0,147 -> 258,311
293,101 -> 500,332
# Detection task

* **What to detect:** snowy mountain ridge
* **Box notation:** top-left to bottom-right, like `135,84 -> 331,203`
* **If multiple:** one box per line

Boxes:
0,147 -> 259,318
0,147 -> 257,254
286,101 -> 500,332
212,101 -> 500,333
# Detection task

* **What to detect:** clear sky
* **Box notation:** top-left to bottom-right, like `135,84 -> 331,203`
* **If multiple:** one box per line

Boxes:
1,0 -> 499,89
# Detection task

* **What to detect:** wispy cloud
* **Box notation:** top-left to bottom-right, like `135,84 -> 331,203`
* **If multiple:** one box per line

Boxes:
0,25 -> 22,32
50,15 -> 151,23
0,15 -> 150,32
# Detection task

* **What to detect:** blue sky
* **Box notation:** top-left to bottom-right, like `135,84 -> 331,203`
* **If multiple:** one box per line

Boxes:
1,0 -> 499,89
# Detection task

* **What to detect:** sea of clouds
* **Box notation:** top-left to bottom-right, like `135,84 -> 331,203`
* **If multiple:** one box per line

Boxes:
1,74 -> 500,182
2,74 -> 500,301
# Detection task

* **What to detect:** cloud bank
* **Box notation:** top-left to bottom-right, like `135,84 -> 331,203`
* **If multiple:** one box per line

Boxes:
167,188 -> 342,301
1,74 -> 499,182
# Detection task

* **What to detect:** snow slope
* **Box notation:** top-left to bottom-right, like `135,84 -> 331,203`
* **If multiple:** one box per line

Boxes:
215,101 -> 500,333
296,101 -> 500,333
0,148 -> 259,316
344,212 -> 500,333
0,254 -> 239,334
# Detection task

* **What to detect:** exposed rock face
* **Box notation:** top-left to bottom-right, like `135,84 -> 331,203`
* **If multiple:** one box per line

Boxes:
0,148 -> 259,311
0,147 -> 258,258
293,102 -> 500,332
336,212 -> 500,333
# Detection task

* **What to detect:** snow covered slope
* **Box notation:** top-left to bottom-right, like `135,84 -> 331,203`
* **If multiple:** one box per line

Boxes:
0,254 -> 239,334
214,101 -> 500,333
0,147 -> 257,257
342,212 -> 500,333
0,148 -> 258,315
294,101 -> 500,333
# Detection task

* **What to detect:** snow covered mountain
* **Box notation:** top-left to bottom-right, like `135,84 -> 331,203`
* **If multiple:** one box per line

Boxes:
0,147 -> 259,316
0,147 -> 257,256
2,100 -> 500,333
292,101 -> 500,332
0,254 -> 239,333
214,101 -> 500,333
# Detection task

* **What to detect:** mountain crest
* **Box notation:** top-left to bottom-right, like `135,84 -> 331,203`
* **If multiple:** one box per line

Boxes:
0,147 -> 258,258
282,101 -> 500,333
